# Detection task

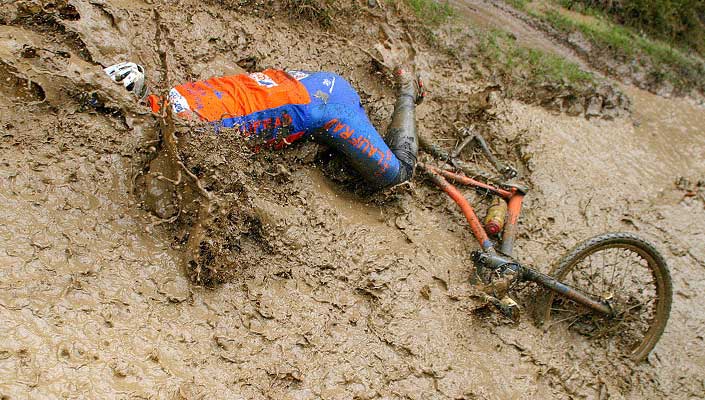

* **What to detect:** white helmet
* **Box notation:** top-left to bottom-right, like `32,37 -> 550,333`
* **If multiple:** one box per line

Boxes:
104,61 -> 148,99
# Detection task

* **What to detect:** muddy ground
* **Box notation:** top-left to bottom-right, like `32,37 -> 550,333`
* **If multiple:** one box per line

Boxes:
1,0 -> 705,399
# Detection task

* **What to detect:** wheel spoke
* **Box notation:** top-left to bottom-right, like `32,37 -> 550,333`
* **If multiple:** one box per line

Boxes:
544,236 -> 670,361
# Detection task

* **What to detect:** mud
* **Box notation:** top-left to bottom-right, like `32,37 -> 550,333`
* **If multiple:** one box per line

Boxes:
438,1 -> 631,120
449,0 -> 588,69
1,0 -> 705,399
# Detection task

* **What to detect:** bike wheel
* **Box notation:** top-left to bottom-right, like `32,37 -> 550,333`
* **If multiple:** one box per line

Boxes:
536,232 -> 672,361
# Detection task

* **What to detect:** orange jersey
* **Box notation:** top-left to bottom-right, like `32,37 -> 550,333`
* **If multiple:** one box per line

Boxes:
144,69 -> 407,188
146,69 -> 311,121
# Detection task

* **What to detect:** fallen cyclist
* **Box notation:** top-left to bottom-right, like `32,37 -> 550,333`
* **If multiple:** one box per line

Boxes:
104,62 -> 425,190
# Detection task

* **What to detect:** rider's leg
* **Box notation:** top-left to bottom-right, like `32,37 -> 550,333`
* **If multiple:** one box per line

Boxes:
302,71 -> 420,189
385,68 -> 420,186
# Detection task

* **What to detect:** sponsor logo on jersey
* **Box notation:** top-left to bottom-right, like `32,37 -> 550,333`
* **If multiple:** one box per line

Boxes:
286,70 -> 309,80
249,72 -> 278,88
322,77 -> 336,93
169,88 -> 191,114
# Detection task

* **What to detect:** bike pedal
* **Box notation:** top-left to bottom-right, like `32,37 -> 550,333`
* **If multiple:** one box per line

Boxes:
479,293 -> 522,322
499,296 -> 522,322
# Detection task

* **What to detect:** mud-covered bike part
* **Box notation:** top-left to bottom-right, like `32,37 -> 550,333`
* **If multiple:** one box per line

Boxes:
419,133 -> 672,362
535,232 -> 673,362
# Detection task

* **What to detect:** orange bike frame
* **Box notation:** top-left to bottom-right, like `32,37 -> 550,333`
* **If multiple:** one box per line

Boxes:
419,163 -> 616,316
420,163 -> 525,256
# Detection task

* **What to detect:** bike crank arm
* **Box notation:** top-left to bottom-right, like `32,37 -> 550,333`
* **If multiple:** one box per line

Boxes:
522,267 -> 614,316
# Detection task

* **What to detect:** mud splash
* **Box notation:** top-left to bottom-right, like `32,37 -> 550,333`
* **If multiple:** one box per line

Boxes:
1,0 -> 704,398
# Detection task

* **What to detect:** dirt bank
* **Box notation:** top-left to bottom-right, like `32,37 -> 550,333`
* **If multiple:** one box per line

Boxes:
499,0 -> 705,99
1,0 -> 704,399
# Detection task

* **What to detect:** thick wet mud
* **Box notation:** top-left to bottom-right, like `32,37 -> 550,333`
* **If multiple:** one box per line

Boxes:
494,87 -> 705,398
1,0 -> 704,399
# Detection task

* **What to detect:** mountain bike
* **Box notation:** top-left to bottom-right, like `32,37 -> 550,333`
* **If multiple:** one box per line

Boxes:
418,130 -> 672,361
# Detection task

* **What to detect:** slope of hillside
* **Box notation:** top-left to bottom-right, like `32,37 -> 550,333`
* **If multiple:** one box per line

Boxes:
1,0 -> 704,398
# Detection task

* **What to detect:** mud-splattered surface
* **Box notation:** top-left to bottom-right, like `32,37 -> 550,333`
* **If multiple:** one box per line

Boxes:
1,0 -> 704,399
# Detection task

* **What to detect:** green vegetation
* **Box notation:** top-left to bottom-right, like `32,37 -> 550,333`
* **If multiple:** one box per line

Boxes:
542,9 -> 634,53
402,0 -> 597,89
558,0 -> 705,57
541,7 -> 704,90
504,0 -> 530,10
477,29 -> 594,85
506,1 -> 705,92
405,0 -> 454,25
283,0 -> 334,27
400,0 -> 595,85
397,0 -> 615,114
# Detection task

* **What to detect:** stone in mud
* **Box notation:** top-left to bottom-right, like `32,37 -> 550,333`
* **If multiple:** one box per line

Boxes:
585,96 -> 603,118
567,31 -> 592,54
548,96 -> 566,113
600,106 -> 621,120
655,80 -> 675,98
487,90 -> 502,108
566,99 -> 585,116
468,85 -> 503,111
15,1 -> 43,17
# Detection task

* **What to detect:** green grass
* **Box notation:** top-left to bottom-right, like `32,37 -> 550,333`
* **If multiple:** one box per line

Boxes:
512,1 -> 705,91
405,0 -> 454,25
398,0 -> 596,88
542,10 -> 634,55
557,0 -> 705,58
504,0 -> 530,10
477,29 -> 594,85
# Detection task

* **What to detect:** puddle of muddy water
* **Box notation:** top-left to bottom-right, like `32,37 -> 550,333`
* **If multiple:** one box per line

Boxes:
627,86 -> 705,182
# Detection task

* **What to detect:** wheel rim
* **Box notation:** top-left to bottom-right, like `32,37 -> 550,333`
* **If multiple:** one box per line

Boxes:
543,243 -> 668,360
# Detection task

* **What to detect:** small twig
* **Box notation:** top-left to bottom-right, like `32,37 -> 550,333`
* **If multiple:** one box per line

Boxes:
147,210 -> 181,231
155,170 -> 182,186
451,126 -> 475,158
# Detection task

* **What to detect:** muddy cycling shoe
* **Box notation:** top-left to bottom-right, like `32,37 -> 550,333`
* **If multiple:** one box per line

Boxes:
395,67 -> 426,105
